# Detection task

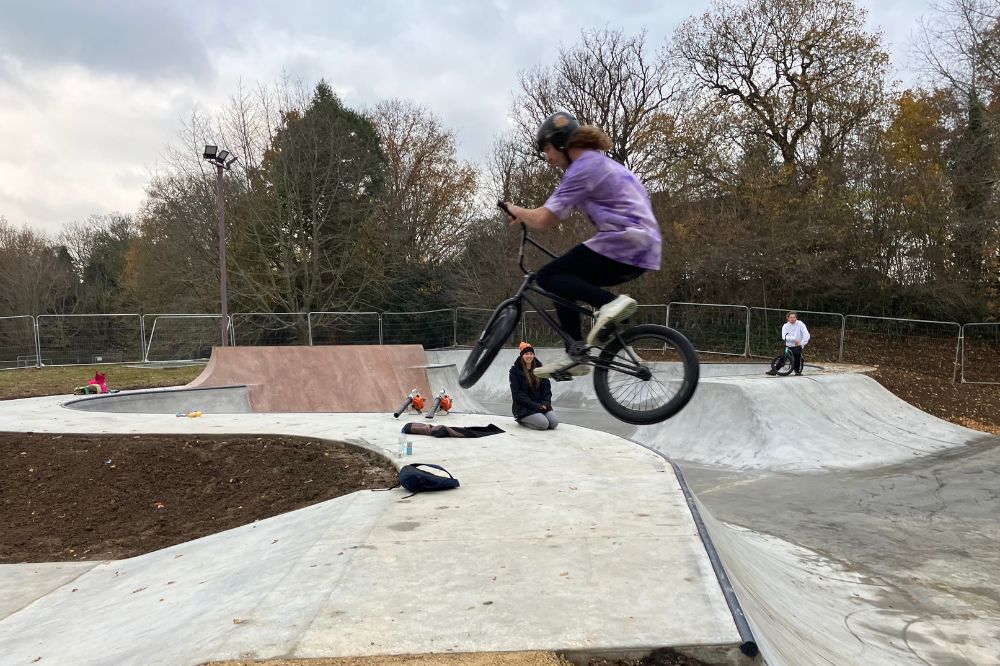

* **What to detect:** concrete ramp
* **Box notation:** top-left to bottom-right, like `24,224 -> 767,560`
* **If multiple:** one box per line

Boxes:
432,348 -> 988,471
187,345 -> 431,413
63,347 -> 491,416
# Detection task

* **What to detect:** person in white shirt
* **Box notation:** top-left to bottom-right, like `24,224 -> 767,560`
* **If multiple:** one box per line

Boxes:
767,311 -> 811,376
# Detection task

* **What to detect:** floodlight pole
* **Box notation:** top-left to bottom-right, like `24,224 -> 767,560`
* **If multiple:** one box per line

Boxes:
214,161 -> 229,347
204,144 -> 236,348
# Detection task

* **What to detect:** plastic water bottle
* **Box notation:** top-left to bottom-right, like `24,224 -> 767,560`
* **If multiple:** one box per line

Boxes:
398,430 -> 407,458
406,439 -> 413,456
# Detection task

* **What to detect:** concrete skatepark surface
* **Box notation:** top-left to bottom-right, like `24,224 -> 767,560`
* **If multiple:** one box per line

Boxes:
4,345 -> 1000,665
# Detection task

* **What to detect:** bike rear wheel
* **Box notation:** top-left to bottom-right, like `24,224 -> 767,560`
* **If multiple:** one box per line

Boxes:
593,324 -> 699,425
771,351 -> 794,376
458,300 -> 521,388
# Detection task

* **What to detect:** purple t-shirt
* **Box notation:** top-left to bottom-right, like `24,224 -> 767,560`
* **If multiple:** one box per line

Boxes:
542,150 -> 661,270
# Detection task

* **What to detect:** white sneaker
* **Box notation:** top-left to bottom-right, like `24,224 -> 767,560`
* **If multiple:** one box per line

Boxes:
534,353 -> 591,378
586,295 -> 639,346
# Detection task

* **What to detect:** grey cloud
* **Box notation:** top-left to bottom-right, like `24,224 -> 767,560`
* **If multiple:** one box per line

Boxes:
0,1 -> 218,81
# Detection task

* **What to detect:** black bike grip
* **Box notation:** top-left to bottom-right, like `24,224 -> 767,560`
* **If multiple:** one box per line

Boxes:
497,200 -> 515,218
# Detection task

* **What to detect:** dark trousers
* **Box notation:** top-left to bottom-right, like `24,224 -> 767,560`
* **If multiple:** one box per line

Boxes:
788,345 -> 803,373
536,244 -> 645,344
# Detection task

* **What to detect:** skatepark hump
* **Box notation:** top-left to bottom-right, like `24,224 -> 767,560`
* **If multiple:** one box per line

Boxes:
66,345 -> 477,415
188,345 -> 433,412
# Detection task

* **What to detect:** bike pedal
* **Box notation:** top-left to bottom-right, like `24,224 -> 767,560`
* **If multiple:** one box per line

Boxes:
551,371 -> 574,382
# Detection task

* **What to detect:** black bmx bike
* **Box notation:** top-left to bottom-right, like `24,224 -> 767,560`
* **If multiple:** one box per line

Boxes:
458,204 -> 700,425
769,346 -> 802,376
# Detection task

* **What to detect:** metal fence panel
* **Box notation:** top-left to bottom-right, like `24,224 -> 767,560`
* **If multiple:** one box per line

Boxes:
143,314 -> 229,362
667,302 -> 749,356
748,308 -> 845,363
36,314 -> 143,366
521,304 -> 668,349
231,312 -> 310,346
381,309 -> 454,348
843,315 -> 960,379
455,308 -> 504,347
307,312 -> 381,345
961,323 -> 1000,384
521,309 -> 564,348
0,315 -> 39,368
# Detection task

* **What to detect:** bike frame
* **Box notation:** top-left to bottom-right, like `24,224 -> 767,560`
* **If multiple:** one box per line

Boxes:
512,224 -> 595,350
494,219 -> 647,378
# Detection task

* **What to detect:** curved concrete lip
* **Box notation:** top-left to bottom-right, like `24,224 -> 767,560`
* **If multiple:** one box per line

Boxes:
64,385 -> 253,414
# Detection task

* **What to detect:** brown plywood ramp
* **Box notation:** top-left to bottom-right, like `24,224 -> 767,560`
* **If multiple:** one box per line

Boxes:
188,346 -> 431,413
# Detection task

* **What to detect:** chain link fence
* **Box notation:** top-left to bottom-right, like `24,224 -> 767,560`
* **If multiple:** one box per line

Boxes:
1,304 -> 986,380
667,302 -> 749,356
960,323 -> 1000,384
36,314 -> 144,366
522,309 -> 563,348
307,312 -> 381,345
144,314 -> 230,362
842,316 -> 961,380
748,308 -> 845,363
231,312 -> 310,346
382,309 -> 454,348
456,307 -> 500,347
0,316 -> 39,368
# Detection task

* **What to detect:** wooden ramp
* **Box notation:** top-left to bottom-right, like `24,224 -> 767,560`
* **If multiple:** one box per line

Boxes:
187,345 -> 432,413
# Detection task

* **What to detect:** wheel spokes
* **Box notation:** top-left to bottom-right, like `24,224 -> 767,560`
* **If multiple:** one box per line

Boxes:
603,336 -> 685,411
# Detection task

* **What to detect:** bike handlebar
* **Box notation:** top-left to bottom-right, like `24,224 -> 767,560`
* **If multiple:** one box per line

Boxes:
496,200 -> 558,273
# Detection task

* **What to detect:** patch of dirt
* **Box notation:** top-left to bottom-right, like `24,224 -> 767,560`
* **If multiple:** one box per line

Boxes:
868,366 -> 1000,433
0,432 -> 397,563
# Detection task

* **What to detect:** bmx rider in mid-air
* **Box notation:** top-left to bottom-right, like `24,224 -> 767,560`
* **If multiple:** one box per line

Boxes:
502,111 -> 661,379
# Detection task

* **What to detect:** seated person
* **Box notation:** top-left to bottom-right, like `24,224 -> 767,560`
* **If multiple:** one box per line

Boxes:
510,342 -> 559,430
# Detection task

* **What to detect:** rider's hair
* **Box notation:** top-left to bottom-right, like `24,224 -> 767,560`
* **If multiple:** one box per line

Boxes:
567,125 -> 613,152
522,354 -> 539,389
787,311 -> 797,318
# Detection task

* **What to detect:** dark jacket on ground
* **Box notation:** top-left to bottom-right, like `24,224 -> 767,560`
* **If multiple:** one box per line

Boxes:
509,358 -> 553,420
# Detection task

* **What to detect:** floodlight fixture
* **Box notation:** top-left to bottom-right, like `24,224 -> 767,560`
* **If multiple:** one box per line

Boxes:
203,144 -> 218,159
217,149 -> 230,163
225,155 -> 239,168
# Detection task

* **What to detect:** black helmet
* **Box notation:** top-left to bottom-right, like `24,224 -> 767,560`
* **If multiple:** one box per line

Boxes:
535,111 -> 580,152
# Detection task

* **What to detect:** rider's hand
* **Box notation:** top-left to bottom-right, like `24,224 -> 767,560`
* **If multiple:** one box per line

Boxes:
505,202 -> 522,225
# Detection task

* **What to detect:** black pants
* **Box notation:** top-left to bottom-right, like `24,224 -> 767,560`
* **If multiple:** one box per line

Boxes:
536,244 -> 646,344
788,345 -> 803,373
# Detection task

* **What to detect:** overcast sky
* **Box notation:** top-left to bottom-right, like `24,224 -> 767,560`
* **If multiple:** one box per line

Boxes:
0,0 -> 934,236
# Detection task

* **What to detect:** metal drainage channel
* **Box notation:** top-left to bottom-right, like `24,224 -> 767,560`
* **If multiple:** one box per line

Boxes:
632,439 -> 759,659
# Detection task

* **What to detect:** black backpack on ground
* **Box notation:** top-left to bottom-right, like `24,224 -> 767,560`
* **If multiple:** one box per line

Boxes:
372,463 -> 460,498
398,463 -> 460,494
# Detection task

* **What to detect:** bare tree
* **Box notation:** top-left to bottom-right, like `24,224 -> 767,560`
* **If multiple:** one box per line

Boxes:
914,1 -> 999,291
914,0 -> 1000,105
59,213 -> 137,313
0,218 -> 76,316
369,99 -> 479,265
512,27 -> 682,189
673,0 -> 890,175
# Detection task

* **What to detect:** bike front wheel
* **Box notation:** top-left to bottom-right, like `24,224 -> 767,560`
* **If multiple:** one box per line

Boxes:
771,351 -> 794,376
458,299 -> 521,389
593,324 -> 699,425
